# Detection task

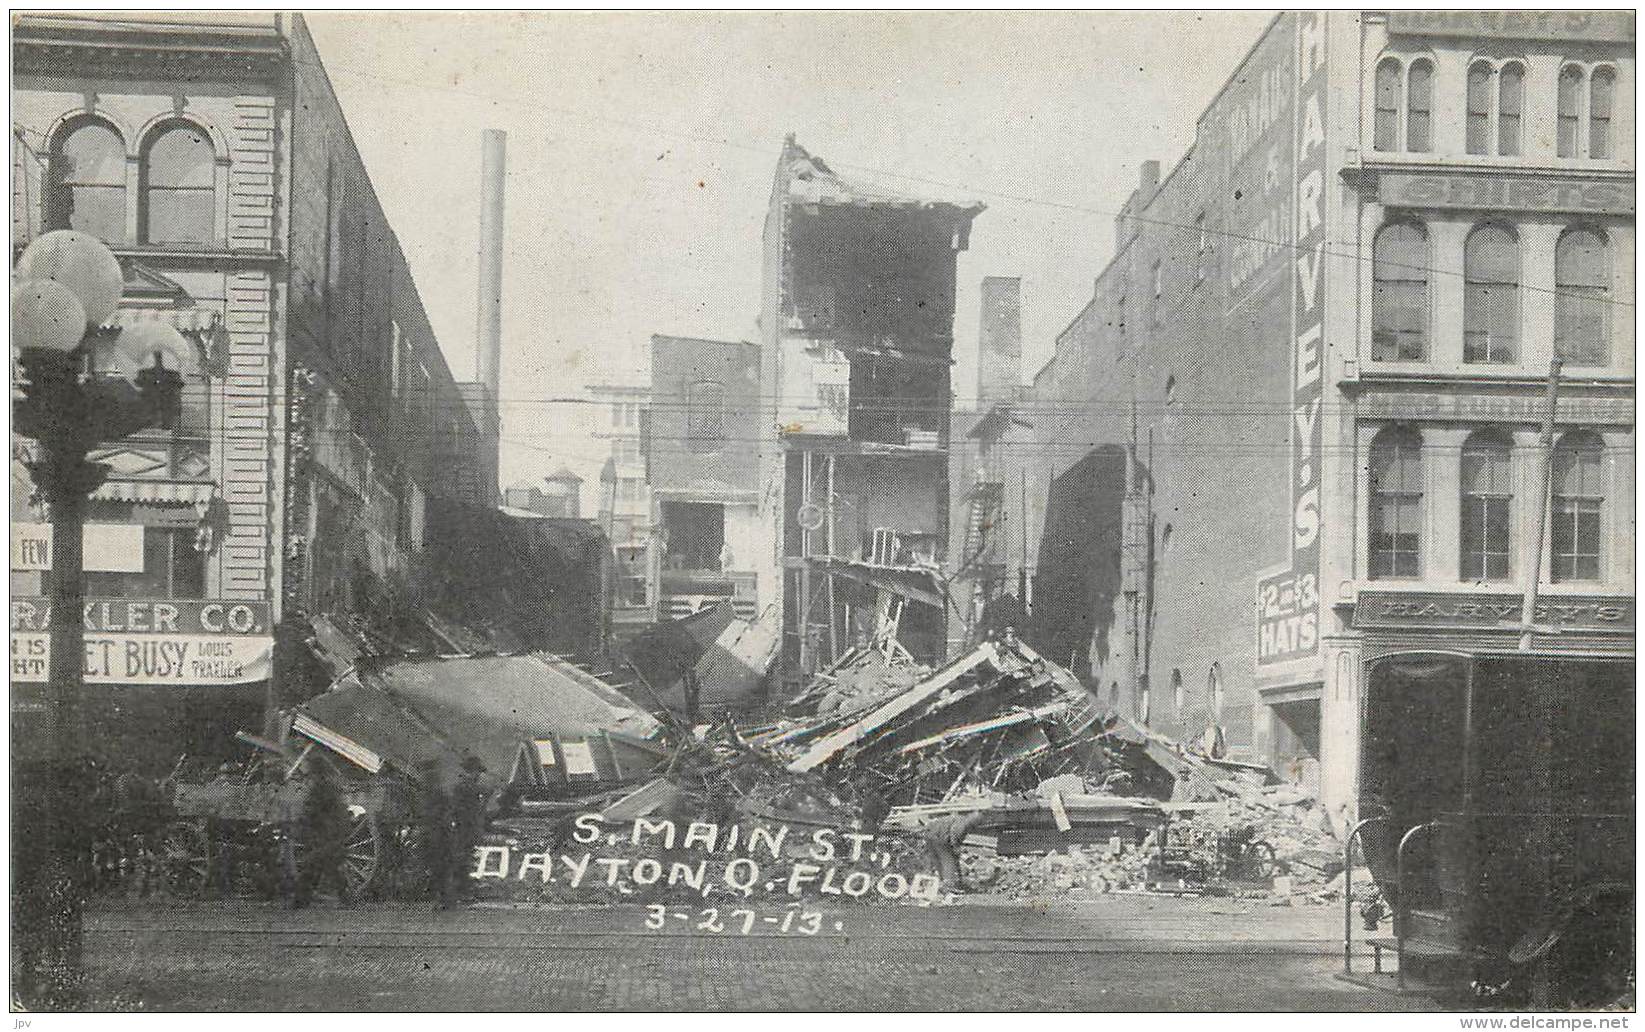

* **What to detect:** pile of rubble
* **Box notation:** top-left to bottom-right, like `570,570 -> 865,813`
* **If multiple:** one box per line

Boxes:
747,637 -> 1105,804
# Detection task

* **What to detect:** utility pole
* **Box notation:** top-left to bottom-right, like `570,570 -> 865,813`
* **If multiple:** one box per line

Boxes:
1519,359 -> 1563,652
1018,467 -> 1027,603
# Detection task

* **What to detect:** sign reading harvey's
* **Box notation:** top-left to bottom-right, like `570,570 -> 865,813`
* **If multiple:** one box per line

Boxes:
1256,10 -> 1327,669
11,598 -> 273,685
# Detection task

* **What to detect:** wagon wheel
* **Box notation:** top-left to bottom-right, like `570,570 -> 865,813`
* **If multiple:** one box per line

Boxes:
159,819 -> 212,897
1246,841 -> 1280,881
340,809 -> 383,897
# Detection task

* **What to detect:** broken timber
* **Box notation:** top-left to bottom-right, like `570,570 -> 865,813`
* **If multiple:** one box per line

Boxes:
786,642 -> 1001,773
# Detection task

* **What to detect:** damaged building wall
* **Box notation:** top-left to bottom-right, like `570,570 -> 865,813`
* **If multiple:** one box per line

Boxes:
759,136 -> 982,679
1016,23 -> 1303,764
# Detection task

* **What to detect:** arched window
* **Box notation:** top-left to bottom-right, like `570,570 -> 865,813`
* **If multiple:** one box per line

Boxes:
1558,65 -> 1585,157
1208,662 -> 1225,717
1590,67 -> 1615,159
1551,432 -> 1604,582
1466,61 -> 1493,155
685,380 -> 726,451
1498,63 -> 1524,155
1406,59 -> 1433,152
1369,426 -> 1423,578
1460,430 -> 1513,581
1372,222 -> 1428,361
140,121 -> 216,245
1555,228 -> 1611,366
1171,669 -> 1184,712
47,117 -> 127,242
1464,225 -> 1519,363
1374,58 -> 1402,151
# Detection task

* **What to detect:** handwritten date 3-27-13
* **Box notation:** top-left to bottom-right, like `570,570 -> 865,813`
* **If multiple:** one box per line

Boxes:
644,905 -> 841,935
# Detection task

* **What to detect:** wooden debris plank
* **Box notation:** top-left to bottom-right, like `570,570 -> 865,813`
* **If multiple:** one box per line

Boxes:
1048,790 -> 1073,832
787,643 -> 999,773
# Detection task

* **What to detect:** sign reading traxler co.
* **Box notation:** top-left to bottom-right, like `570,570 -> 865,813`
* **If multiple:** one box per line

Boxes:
1354,591 -> 1634,634
10,598 -> 273,685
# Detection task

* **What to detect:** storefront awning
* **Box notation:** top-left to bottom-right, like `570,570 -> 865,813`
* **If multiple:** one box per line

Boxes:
91,478 -> 217,513
100,308 -> 222,334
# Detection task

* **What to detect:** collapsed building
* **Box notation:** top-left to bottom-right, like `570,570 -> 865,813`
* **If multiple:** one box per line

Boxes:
756,137 -> 985,679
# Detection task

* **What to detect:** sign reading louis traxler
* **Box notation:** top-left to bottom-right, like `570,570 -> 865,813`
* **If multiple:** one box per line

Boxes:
10,598 -> 273,685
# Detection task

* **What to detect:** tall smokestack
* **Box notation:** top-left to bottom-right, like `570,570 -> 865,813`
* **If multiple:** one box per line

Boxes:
976,276 -> 1022,408
476,129 -> 506,397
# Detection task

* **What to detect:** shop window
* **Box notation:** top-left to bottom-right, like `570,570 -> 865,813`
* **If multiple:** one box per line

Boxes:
47,117 -> 128,243
1369,426 -> 1423,579
1497,63 -> 1524,156
660,500 -> 724,571
1463,225 -> 1519,364
140,121 -> 216,246
1373,58 -> 1402,151
1558,65 -> 1584,157
1460,430 -> 1513,582
1194,212 -> 1208,284
1406,59 -> 1433,152
1551,432 -> 1604,582
1371,221 -> 1428,361
82,526 -> 205,599
616,544 -> 649,608
1590,66 -> 1615,159
1466,62 -> 1492,155
1554,228 -> 1611,366
686,380 -> 726,452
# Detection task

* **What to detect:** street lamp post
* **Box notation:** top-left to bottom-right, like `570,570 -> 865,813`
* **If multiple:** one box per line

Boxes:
11,230 -> 192,1009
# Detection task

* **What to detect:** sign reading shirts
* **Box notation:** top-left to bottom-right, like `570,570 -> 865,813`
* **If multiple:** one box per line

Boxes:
1257,12 -> 1326,668
10,598 -> 273,686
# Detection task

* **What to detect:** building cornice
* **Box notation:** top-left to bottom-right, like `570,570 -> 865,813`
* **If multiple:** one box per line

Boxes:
13,17 -> 289,83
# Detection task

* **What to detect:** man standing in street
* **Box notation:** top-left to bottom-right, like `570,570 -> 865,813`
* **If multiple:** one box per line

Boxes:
923,810 -> 986,892
448,756 -> 489,906
418,761 -> 455,909
293,760 -> 351,909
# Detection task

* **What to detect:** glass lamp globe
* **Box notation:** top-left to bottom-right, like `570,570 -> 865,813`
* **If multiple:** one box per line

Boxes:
11,278 -> 88,353
15,230 -> 124,329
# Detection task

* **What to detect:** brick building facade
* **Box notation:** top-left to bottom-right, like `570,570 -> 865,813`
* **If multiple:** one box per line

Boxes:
992,11 -> 1634,817
11,13 -> 491,767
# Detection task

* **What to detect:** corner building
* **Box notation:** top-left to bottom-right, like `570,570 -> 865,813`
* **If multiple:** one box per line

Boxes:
1019,11 -> 1633,820
11,14 -> 492,771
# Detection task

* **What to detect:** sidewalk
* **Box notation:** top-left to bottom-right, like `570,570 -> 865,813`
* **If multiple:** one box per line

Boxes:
87,892 -> 1346,954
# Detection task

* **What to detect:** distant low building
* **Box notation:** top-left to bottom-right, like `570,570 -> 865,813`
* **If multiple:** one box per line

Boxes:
648,335 -> 763,623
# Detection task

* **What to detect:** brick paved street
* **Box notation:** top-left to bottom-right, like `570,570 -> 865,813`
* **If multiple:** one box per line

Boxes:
83,898 -> 1441,1011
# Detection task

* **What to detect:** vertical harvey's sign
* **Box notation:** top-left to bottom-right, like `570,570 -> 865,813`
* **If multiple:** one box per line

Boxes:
1257,12 -> 1326,667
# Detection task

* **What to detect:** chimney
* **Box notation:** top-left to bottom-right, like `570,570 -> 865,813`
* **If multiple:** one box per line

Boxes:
1114,159 -> 1162,252
976,277 -> 1022,409
475,129 -> 506,398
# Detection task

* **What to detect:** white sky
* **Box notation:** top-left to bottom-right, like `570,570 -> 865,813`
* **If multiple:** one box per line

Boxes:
304,11 -> 1276,493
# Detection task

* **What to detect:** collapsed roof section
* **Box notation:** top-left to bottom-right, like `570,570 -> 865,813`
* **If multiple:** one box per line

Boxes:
292,652 -> 665,792
780,135 -> 986,222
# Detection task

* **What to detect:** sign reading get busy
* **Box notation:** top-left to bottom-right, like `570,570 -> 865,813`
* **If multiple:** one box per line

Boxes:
10,598 -> 273,686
